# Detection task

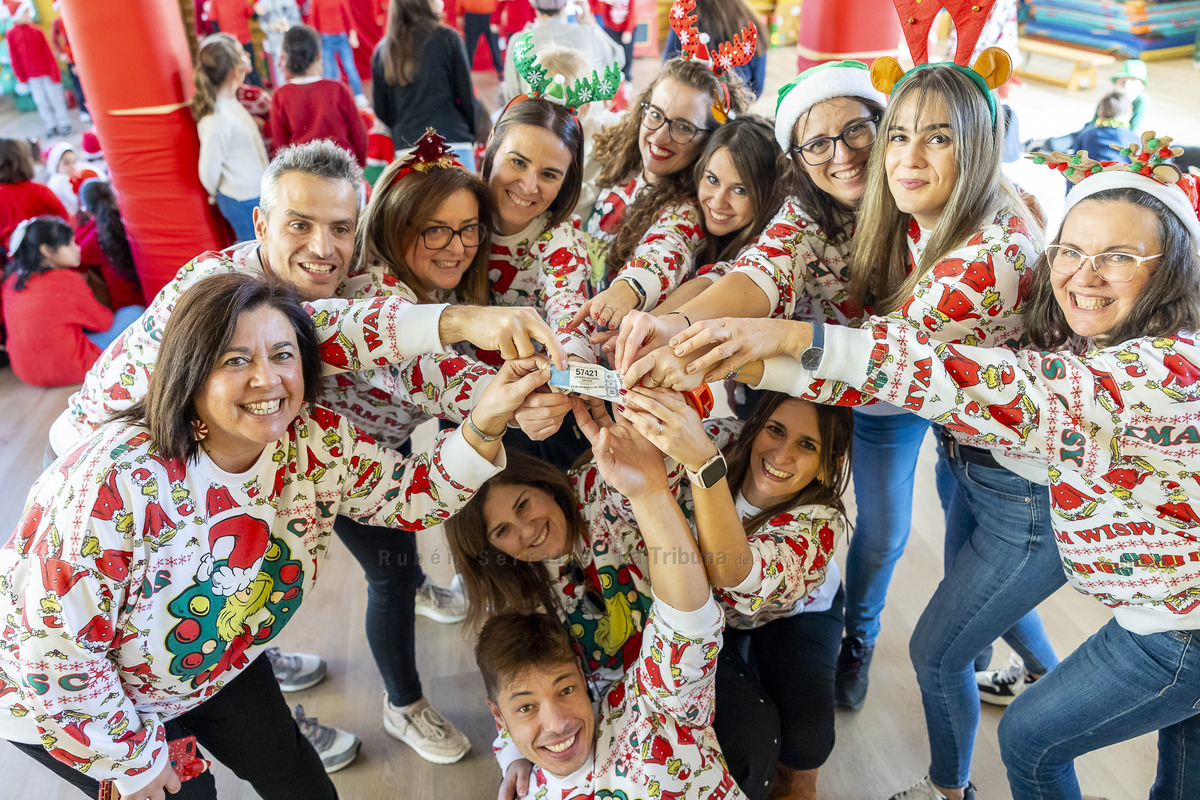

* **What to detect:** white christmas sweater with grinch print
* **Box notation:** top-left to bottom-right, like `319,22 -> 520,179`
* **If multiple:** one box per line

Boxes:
759,322 -> 1200,634
482,213 -> 597,365
0,406 -> 502,794
728,198 -> 864,325
611,200 -> 706,310
505,595 -> 745,800
54,243 -> 487,455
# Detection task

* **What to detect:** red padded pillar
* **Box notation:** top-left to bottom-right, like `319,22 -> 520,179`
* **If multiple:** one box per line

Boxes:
796,0 -> 902,72
59,0 -> 230,301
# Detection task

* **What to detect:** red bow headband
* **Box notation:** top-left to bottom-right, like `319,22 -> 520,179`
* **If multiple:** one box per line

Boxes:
668,0 -> 757,123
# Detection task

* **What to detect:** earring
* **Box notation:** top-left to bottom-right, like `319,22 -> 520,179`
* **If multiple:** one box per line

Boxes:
192,419 -> 209,441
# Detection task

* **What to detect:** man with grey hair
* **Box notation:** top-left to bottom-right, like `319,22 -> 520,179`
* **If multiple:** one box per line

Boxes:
49,139 -> 566,772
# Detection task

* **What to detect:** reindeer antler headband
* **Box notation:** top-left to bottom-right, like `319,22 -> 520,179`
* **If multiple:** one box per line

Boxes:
669,0 -> 758,123
510,32 -> 622,117
1031,132 -> 1200,246
869,0 -> 1012,122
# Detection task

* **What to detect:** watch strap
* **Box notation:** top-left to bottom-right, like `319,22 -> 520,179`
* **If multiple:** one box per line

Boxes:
686,452 -> 728,490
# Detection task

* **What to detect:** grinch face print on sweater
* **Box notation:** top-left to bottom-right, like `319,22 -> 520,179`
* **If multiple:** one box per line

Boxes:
165,503 -> 305,689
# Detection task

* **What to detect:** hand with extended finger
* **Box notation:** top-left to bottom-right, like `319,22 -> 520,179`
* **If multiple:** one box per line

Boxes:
613,310 -> 689,374
497,759 -> 533,800
619,387 -> 718,473
622,343 -> 707,392
569,280 -> 641,333
670,317 -> 813,383
573,403 -> 667,500
121,760 -> 181,800
470,356 -> 553,440
440,306 -> 567,369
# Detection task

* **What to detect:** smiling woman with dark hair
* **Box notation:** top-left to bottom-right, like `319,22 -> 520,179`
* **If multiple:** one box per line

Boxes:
0,271 -> 545,800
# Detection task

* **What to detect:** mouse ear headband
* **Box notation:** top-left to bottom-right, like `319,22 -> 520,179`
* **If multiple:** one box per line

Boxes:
669,0 -> 757,123
869,0 -> 1011,123
509,32 -> 622,118
1030,131 -> 1200,246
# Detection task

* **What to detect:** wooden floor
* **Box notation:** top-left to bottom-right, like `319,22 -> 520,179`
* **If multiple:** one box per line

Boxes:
3,30 -> 1198,800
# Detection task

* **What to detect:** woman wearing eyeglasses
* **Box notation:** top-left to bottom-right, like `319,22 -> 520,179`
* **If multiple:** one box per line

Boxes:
578,57 -> 751,330
670,157 -> 1200,800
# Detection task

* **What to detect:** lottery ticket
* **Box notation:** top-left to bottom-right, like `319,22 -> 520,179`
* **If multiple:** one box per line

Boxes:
548,362 -> 623,402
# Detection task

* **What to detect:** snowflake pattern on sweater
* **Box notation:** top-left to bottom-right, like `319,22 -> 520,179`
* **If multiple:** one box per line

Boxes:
727,198 -> 863,325
501,598 -> 744,800
773,323 -> 1200,633
482,214 -> 596,364
0,407 -> 500,793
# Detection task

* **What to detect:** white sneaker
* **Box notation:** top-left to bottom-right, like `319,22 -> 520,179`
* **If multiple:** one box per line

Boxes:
265,647 -> 327,692
889,777 -> 976,800
976,652 -> 1036,706
383,695 -> 471,764
294,704 -> 361,773
414,574 -> 467,623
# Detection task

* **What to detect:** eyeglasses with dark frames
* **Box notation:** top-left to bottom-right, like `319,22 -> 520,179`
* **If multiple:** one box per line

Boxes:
1046,244 -> 1162,284
418,222 -> 486,250
790,118 -> 878,166
640,103 -> 710,144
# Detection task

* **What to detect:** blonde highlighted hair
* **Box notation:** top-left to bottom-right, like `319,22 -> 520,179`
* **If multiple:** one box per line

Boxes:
192,33 -> 243,121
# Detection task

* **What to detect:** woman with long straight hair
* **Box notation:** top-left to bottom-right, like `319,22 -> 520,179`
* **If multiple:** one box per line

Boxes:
371,0 -> 477,168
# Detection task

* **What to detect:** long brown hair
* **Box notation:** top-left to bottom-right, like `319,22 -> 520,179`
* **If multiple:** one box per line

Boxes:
722,392 -> 853,535
0,138 -> 34,184
444,453 -> 587,631
692,115 -> 781,266
481,98 -> 584,231
358,158 -> 492,304
110,274 -> 321,464
378,0 -> 442,86
192,33 -> 242,120
1024,189 -> 1200,350
849,65 -> 1035,313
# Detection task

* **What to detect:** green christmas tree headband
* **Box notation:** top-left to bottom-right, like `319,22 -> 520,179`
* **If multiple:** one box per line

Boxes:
510,32 -> 623,116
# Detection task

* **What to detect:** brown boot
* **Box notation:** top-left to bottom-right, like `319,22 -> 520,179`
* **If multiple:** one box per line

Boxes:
767,765 -> 819,800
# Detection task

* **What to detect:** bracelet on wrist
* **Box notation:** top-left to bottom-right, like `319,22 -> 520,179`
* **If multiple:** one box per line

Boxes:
664,311 -> 692,328
466,412 -> 506,442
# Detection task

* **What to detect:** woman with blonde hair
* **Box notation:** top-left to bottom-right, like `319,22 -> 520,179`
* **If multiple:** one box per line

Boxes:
192,32 -> 268,242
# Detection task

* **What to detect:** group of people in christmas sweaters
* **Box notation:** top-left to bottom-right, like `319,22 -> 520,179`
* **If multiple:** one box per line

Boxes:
2,1 -> 1200,799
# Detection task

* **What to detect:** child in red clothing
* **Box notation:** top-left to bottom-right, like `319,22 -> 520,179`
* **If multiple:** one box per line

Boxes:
6,1 -> 71,136
307,0 -> 366,104
271,24 -> 367,164
44,141 -> 99,217
1,216 -> 135,387
77,179 -> 144,309
49,5 -> 88,122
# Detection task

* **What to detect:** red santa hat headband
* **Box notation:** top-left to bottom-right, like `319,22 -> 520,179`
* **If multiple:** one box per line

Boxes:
1031,132 -> 1200,247
869,0 -> 1012,123
668,0 -> 758,124
387,129 -> 464,189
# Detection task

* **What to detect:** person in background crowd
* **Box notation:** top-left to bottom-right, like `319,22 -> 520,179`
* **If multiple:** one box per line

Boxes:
500,0 -> 624,104
661,0 -> 765,99
49,2 -> 88,122
6,1 -> 71,137
44,141 -> 99,218
207,0 -> 264,86
592,0 -> 633,82
0,137 -> 67,249
77,178 -> 144,309
372,0 -> 477,169
1069,91 -> 1138,163
2,216 -> 137,386
308,0 -> 368,107
271,24 -> 368,165
461,0 -> 504,76
255,0 -> 302,87
192,32 -> 270,242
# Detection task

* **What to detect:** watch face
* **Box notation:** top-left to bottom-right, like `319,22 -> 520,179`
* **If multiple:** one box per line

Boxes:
698,455 -> 728,488
801,346 -> 824,370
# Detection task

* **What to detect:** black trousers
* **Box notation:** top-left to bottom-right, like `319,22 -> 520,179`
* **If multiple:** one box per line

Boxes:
463,12 -> 503,72
8,654 -> 336,799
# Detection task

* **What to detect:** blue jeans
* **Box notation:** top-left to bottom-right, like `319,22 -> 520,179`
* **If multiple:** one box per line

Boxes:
844,410 -> 933,644
86,304 -> 144,350
215,193 -> 259,243
914,442 -> 1065,790
322,32 -> 363,97
1000,622 -> 1200,800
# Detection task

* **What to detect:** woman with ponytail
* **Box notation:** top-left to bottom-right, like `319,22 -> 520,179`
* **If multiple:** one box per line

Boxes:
192,32 -> 269,242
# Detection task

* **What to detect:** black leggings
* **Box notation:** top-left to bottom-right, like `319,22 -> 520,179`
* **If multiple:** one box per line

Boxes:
724,584 -> 845,771
7,655 -> 336,799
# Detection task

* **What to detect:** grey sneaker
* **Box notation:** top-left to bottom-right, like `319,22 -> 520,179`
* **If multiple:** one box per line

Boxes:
888,776 -> 976,800
383,695 -> 471,764
414,574 -> 467,624
265,648 -> 327,692
294,704 -> 361,773
977,652 -> 1036,706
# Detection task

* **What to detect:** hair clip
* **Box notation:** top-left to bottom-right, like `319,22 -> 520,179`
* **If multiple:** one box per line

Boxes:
669,0 -> 757,123
6,217 -> 35,258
